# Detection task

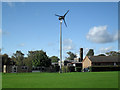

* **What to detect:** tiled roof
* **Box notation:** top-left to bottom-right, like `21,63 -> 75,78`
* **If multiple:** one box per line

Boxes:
88,56 -> 120,62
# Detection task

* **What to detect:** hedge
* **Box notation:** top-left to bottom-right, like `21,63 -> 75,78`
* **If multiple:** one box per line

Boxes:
90,66 -> 120,72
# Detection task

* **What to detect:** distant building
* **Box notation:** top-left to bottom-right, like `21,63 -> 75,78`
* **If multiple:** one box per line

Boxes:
60,48 -> 83,72
82,56 -> 120,71
52,62 -> 59,66
4,65 -> 31,73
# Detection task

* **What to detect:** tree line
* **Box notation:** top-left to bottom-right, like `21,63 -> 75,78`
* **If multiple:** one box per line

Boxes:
2,50 -> 59,68
1,49 -> 120,68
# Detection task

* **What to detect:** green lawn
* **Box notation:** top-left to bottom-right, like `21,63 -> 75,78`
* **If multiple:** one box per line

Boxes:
2,72 -> 118,88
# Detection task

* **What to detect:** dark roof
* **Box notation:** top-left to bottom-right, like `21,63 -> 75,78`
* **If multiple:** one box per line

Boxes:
88,56 -> 120,62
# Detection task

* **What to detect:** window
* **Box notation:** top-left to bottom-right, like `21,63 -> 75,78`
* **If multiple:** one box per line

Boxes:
114,62 -> 116,66
21,66 -> 27,69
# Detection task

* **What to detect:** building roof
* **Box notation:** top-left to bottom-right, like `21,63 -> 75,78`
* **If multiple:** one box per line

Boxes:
88,56 -> 119,62
64,60 -> 74,62
52,62 -> 58,65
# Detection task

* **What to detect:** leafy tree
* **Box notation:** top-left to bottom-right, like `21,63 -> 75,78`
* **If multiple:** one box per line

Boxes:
86,49 -> 94,56
50,56 -> 59,63
2,54 -> 11,65
28,50 -> 51,67
23,57 -> 31,66
106,51 -> 120,56
66,51 -> 77,60
2,54 -> 14,72
98,54 -> 106,56
12,51 -> 24,66
23,57 -> 32,71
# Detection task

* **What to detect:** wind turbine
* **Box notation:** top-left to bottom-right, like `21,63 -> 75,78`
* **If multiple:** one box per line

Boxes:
55,10 -> 69,73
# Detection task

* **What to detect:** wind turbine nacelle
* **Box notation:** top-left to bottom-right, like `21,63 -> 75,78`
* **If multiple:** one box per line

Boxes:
55,10 -> 69,27
59,16 -> 64,20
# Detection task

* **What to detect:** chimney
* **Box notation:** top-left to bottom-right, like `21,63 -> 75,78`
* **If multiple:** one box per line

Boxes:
79,48 -> 83,62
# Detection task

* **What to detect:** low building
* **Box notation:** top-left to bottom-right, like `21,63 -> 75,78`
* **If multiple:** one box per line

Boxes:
82,56 -> 120,71
63,60 -> 74,66
63,59 -> 82,72
50,62 -> 59,72
3,65 -> 31,73
52,62 -> 59,66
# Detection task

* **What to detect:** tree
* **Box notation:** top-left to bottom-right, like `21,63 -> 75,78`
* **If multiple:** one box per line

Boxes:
66,51 -> 77,60
2,54 -> 11,65
23,57 -> 32,71
28,50 -> 51,67
2,54 -> 14,72
106,51 -> 120,56
12,51 -> 24,66
97,54 -> 106,56
50,56 -> 59,63
86,49 -> 94,56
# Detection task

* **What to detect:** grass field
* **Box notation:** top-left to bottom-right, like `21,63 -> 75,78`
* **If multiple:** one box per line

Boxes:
2,72 -> 118,88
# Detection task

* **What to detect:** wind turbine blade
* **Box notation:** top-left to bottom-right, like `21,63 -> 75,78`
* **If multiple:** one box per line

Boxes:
63,19 -> 67,27
64,10 -> 69,17
55,14 -> 60,17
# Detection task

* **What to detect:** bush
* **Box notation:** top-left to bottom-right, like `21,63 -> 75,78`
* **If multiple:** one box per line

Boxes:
91,66 -> 120,72
89,66 -> 92,72
81,69 -> 84,72
75,67 -> 82,72
68,66 -> 75,72
61,66 -> 76,72
61,66 -> 67,73
55,65 -> 60,72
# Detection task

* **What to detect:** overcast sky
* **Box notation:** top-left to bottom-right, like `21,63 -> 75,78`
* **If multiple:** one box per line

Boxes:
2,2 -> 118,59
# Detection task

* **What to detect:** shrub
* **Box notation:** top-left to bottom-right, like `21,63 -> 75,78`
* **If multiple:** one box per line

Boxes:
68,66 -> 75,72
62,66 -> 68,73
91,66 -> 120,72
88,66 -> 92,72
75,67 -> 82,72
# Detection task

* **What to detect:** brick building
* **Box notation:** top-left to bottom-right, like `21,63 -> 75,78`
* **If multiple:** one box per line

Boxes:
82,56 -> 120,71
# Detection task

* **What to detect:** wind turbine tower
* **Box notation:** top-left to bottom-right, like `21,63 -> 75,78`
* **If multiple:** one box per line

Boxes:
55,10 -> 69,73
